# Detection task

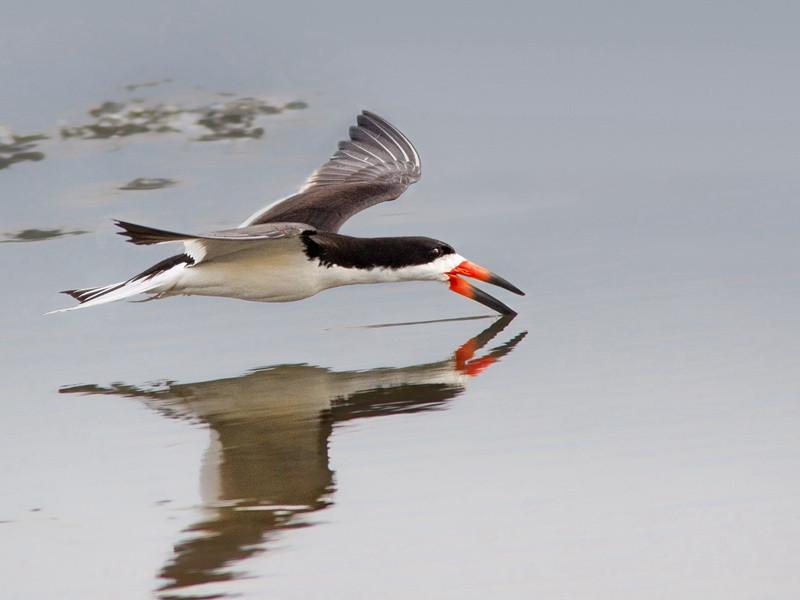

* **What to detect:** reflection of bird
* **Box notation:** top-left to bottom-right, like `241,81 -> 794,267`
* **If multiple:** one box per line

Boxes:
49,111 -> 523,315
60,317 -> 526,596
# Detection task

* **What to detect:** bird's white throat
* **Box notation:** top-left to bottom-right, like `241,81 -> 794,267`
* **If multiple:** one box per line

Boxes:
316,253 -> 466,289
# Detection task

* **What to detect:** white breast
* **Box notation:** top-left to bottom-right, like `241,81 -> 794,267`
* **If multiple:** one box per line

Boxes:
171,238 -> 325,302
165,243 -> 466,304
315,253 -> 466,288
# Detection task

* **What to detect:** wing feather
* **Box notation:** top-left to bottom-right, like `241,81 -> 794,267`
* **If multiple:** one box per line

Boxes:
240,110 -> 422,232
114,220 -> 315,263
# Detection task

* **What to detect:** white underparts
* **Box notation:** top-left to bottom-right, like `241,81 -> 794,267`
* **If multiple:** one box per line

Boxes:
49,246 -> 467,312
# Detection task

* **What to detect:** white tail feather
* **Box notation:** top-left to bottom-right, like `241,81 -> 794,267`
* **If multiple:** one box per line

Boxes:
46,264 -> 186,314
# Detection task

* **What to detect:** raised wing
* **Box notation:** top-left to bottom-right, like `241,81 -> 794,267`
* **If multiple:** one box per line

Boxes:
115,220 -> 315,263
240,110 -> 422,232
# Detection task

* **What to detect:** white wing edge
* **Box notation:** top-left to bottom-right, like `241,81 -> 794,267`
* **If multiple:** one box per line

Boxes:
238,193 -> 295,228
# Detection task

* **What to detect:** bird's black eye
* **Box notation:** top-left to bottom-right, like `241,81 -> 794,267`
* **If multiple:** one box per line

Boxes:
430,247 -> 441,257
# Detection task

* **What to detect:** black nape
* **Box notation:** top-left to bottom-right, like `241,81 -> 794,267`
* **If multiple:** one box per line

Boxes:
303,232 -> 454,270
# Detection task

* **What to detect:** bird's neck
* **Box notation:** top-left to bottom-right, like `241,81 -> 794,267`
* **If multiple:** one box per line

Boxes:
301,233 -> 463,288
303,233 -> 430,270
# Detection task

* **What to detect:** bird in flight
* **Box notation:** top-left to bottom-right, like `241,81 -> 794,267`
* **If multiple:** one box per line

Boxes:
49,111 -> 524,315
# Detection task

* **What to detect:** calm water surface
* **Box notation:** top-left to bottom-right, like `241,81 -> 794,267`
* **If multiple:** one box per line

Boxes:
2,2 -> 800,598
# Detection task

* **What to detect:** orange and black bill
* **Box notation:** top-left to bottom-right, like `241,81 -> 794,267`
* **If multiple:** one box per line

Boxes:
446,260 -> 525,315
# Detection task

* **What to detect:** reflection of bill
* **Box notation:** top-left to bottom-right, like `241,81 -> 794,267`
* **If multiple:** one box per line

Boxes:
61,317 -> 526,596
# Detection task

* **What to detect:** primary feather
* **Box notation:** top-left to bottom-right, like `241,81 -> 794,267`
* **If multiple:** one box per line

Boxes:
239,111 -> 421,231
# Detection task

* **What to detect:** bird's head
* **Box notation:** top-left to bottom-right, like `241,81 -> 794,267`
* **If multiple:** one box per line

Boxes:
391,237 -> 525,315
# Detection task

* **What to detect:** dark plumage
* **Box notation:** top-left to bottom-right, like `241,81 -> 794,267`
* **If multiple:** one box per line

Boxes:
303,233 -> 455,270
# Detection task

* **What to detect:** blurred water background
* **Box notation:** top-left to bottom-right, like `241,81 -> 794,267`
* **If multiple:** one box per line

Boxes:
1,2 -> 799,598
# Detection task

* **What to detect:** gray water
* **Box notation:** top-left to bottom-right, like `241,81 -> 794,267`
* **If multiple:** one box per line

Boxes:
2,2 -> 800,598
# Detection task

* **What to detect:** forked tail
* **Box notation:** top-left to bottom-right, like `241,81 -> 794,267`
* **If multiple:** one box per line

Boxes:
46,253 -> 193,314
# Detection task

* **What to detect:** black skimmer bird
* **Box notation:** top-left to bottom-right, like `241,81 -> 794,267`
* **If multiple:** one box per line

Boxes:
49,111 -> 524,315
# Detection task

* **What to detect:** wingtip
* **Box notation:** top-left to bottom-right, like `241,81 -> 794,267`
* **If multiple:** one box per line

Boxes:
46,298 -> 85,314
113,219 -> 143,243
113,219 -> 136,242
358,110 -> 392,129
112,218 -> 133,232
